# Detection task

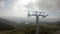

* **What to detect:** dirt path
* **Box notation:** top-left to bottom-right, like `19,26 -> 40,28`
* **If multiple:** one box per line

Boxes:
0,31 -> 11,34
53,30 -> 60,34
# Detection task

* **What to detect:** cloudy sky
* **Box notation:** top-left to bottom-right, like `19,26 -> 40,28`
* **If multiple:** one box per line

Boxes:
0,0 -> 60,21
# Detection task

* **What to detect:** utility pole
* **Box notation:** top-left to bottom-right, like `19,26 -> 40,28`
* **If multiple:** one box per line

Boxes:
27,11 -> 49,34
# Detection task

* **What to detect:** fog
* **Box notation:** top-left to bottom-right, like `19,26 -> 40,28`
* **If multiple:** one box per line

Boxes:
0,0 -> 60,22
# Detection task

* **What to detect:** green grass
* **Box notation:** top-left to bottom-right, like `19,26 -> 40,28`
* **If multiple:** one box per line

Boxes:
0,25 -> 60,34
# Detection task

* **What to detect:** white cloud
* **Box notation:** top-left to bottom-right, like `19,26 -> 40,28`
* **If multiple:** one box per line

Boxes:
35,0 -> 60,10
0,0 -> 4,8
0,0 -> 32,17
0,0 -> 60,20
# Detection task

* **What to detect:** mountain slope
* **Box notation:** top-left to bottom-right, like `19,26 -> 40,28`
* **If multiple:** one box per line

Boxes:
0,18 -> 15,31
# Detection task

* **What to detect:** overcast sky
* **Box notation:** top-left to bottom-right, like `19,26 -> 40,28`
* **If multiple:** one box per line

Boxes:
0,0 -> 60,21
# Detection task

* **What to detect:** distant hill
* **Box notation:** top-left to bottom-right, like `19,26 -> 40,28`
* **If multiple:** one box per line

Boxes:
0,18 -> 15,31
1,16 -> 60,23
0,17 -> 60,28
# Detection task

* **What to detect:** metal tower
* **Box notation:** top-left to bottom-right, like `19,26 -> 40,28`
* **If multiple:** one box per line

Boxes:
27,11 -> 49,34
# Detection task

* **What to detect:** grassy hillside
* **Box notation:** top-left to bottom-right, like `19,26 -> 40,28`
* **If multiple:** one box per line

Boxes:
0,18 -> 60,34
0,25 -> 60,34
